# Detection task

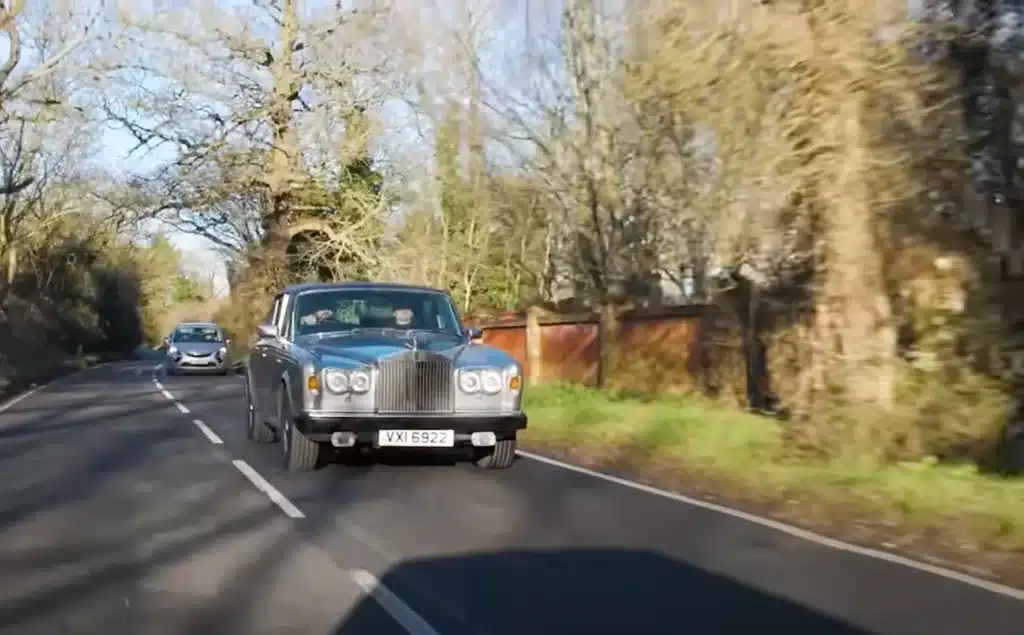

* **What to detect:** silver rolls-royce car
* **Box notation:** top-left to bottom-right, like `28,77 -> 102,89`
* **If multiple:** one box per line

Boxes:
245,282 -> 527,471
163,321 -> 232,376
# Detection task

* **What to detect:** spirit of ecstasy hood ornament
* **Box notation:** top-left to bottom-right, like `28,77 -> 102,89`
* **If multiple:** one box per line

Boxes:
402,331 -> 418,351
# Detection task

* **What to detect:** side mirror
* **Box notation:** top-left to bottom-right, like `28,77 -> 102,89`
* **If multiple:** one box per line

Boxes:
257,323 -> 279,340
466,326 -> 483,343
225,338 -> 233,346
161,337 -> 170,349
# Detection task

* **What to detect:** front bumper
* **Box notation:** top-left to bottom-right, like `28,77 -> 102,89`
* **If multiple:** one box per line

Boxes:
295,412 -> 527,444
167,354 -> 229,373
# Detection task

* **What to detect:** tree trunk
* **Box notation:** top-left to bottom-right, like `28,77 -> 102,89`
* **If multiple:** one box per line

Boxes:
262,0 -> 301,259
814,100 -> 898,413
597,301 -> 619,389
526,306 -> 543,385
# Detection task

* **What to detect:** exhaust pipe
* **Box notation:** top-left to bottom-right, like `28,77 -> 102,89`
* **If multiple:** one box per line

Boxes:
330,431 -> 356,448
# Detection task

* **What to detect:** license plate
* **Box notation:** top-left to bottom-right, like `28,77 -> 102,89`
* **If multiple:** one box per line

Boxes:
377,429 -> 454,447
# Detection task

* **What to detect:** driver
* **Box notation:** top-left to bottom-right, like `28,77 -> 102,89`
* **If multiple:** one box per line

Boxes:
393,307 -> 414,328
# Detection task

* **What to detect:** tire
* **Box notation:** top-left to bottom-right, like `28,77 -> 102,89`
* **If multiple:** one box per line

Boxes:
245,376 -> 274,444
474,437 -> 517,470
279,387 -> 320,471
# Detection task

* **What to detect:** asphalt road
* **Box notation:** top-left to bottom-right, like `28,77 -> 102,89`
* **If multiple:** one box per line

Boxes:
0,360 -> 1021,635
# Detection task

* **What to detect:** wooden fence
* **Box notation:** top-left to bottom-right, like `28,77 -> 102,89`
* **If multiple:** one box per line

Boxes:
464,305 -> 765,407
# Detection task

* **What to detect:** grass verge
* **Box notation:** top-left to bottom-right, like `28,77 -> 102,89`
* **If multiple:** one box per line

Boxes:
522,382 -> 1024,586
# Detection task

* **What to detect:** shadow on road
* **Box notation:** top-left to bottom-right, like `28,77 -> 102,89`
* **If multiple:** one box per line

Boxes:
0,365 -> 391,635
330,548 -> 870,635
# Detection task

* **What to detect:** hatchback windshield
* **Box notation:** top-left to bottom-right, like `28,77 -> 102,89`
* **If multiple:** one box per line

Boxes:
293,289 -> 463,338
173,325 -> 224,343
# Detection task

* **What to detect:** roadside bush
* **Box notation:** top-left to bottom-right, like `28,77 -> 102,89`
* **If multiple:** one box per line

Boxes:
213,251 -> 296,356
0,227 -> 150,394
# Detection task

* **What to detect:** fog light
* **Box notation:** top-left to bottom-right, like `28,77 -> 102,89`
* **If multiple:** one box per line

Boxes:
471,432 -> 496,447
330,431 -> 356,447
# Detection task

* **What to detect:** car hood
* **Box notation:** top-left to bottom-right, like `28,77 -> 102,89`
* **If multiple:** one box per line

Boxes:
299,331 -> 517,368
173,341 -> 223,354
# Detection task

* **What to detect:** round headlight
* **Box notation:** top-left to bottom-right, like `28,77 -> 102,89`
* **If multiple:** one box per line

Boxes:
324,369 -> 349,393
480,370 -> 503,394
218,346 -> 227,355
168,346 -> 178,355
349,371 -> 371,393
458,370 -> 481,393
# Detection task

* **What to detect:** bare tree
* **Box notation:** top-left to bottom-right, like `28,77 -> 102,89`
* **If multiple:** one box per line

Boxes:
0,1 -> 101,283
104,0 -> 394,262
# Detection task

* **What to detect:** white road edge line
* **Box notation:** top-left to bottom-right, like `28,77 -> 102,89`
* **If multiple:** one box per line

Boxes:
0,361 -> 119,415
141,360 -> 1021,600
231,459 -> 305,519
350,569 -> 441,635
160,389 -> 174,400
192,418 -> 223,444
516,449 -> 1024,600
174,402 -> 190,414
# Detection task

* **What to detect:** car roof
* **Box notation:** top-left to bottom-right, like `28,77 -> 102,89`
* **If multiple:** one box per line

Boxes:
176,321 -> 221,329
283,281 -> 448,296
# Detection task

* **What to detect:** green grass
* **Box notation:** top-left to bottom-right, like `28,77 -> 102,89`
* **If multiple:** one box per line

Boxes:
522,382 -> 1024,553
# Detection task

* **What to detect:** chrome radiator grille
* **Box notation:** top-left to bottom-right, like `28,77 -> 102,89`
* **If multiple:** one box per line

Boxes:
375,352 -> 454,414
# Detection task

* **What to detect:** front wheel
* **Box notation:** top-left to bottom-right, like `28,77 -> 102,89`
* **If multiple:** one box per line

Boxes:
474,437 -> 517,470
279,389 -> 321,471
245,377 -> 273,444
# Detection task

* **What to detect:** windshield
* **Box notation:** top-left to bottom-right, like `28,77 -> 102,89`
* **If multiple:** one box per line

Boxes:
172,326 -> 224,344
293,288 -> 463,338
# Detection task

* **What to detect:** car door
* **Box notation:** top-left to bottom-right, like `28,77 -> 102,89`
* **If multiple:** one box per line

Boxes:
251,294 -> 283,416
263,294 -> 294,422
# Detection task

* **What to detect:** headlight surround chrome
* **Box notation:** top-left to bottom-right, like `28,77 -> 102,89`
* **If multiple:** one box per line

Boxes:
458,369 -> 482,394
324,369 -> 349,393
323,368 -> 371,394
458,368 -> 504,395
349,370 -> 371,393
480,369 -> 503,395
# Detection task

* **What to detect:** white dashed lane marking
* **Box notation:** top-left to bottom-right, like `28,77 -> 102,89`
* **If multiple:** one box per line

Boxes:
174,402 -> 190,414
191,418 -> 223,444
231,459 -> 305,519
